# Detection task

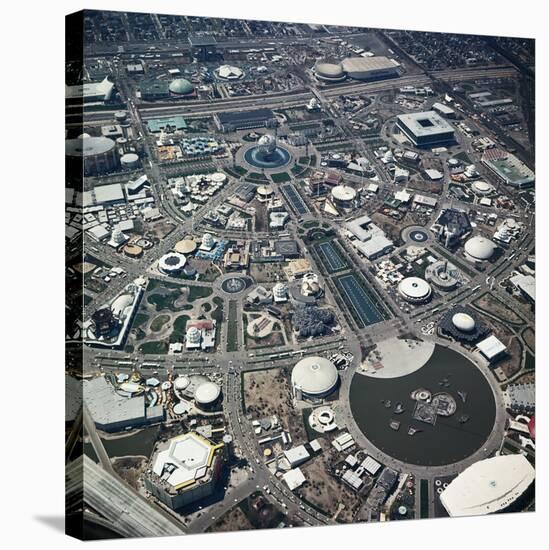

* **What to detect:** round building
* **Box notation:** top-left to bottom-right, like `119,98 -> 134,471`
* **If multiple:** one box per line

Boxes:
174,238 -> 197,255
194,381 -> 222,411
464,236 -> 496,262
169,78 -> 194,95
398,277 -> 432,303
314,59 -> 347,83
331,185 -> 356,208
65,135 -> 119,176
158,252 -> 187,275
120,152 -> 140,170
471,180 -> 495,195
291,356 -> 338,399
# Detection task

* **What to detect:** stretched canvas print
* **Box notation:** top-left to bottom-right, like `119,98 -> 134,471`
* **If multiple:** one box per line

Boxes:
65,9 -> 536,540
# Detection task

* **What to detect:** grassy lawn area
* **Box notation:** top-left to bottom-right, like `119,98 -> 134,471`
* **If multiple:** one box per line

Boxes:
133,313 -> 149,328
270,171 -> 291,183
227,300 -> 239,352
150,314 -> 170,332
169,314 -> 190,343
188,285 -> 213,302
138,340 -> 168,354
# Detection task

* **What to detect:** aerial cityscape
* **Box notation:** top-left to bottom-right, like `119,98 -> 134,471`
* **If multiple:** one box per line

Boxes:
65,10 -> 535,540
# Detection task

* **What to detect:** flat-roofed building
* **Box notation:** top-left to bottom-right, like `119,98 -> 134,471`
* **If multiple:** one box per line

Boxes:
440,455 -> 535,516
476,334 -> 507,362
84,376 -> 163,432
145,432 -> 223,509
341,56 -> 400,81
214,108 -> 277,133
397,111 -> 455,148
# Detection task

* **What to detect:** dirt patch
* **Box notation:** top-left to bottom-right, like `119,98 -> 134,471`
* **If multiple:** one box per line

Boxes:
208,505 -> 253,533
297,447 -> 360,522
243,368 -> 306,441
112,456 -> 147,490
473,293 -> 525,325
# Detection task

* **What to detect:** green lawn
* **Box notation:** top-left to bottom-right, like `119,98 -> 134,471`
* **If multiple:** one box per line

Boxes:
150,314 -> 170,332
227,301 -> 239,352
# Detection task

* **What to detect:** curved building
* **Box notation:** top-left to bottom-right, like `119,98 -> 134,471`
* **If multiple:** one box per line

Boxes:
65,135 -> 119,176
158,252 -> 187,275
331,185 -> 357,208
257,185 -> 274,200
314,59 -> 347,83
440,455 -> 535,517
398,277 -> 432,303
425,260 -> 460,291
291,356 -> 338,399
169,78 -> 194,95
439,305 -> 488,343
174,238 -> 197,255
464,236 -> 496,262
194,381 -> 221,410
120,152 -> 140,170
471,180 -> 495,195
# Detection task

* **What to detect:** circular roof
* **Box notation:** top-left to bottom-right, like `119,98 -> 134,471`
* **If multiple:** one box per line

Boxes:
257,185 -> 274,196
398,277 -> 432,300
111,293 -> 133,317
195,381 -> 221,404
174,375 -> 191,390
169,78 -> 194,95
332,185 -> 356,202
315,59 -> 345,80
211,172 -> 226,183
173,401 -> 190,415
452,312 -> 476,332
464,236 -> 496,261
174,238 -> 197,254
159,252 -> 186,271
472,181 -> 494,194
66,135 -> 116,157
123,243 -> 143,256
292,356 -> 338,396
121,153 -> 139,163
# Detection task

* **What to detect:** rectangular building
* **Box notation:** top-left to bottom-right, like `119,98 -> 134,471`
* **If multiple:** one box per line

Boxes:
397,111 -> 456,148
214,108 -> 277,133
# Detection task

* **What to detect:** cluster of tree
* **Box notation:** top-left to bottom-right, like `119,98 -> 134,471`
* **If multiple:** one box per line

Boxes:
292,305 -> 335,338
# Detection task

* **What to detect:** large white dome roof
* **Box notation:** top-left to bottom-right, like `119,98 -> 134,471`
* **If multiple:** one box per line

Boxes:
398,277 -> 432,301
464,236 -> 496,261
452,312 -> 476,332
292,356 -> 338,396
195,381 -> 221,404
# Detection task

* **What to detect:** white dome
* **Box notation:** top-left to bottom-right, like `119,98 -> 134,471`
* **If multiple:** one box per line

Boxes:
472,181 -> 494,195
464,236 -> 496,261
202,233 -> 214,248
331,185 -> 356,202
452,313 -> 476,332
292,356 -> 338,396
273,282 -> 288,297
195,381 -> 221,404
111,293 -> 133,318
398,277 -> 432,302
187,326 -> 201,344
174,376 -> 190,391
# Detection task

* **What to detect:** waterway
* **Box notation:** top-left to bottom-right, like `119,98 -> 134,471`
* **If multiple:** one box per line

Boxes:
84,425 -> 160,460
349,345 -> 496,466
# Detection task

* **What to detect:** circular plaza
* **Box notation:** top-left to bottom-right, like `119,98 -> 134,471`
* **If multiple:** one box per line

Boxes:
349,343 -> 498,467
